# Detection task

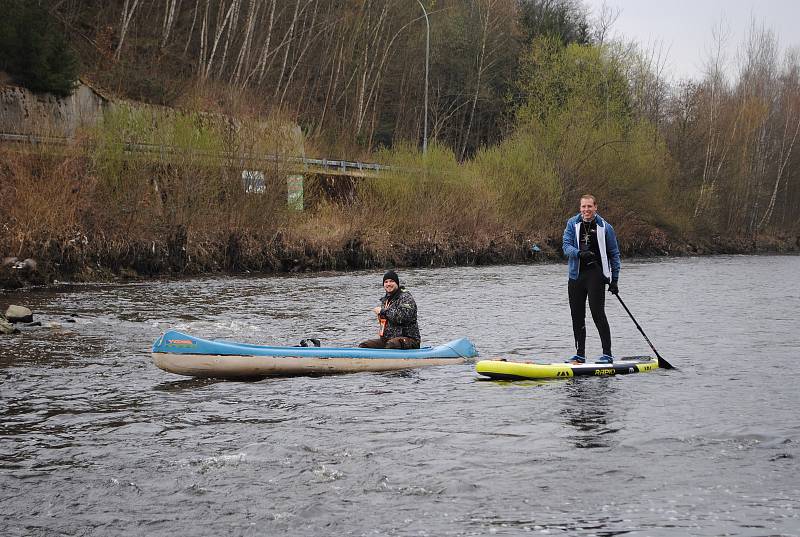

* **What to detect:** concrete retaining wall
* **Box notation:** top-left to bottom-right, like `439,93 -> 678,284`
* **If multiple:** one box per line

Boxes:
0,80 -> 108,137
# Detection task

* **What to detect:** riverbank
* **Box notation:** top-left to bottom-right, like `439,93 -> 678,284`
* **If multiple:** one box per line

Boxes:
2,228 -> 797,290
3,109 -> 798,292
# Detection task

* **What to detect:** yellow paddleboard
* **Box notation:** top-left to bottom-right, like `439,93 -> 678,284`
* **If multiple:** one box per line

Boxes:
476,357 -> 659,380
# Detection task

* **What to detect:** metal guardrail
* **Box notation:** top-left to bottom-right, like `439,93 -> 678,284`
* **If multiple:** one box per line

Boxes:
0,133 -> 71,145
0,132 -> 390,176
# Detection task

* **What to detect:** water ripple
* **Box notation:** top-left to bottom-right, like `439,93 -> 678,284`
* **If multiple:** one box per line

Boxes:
1,256 -> 799,536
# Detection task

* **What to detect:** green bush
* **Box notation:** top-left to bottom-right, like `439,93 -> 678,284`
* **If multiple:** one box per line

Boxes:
515,37 -> 631,128
0,0 -> 78,96
469,132 -> 562,230
359,141 -> 495,236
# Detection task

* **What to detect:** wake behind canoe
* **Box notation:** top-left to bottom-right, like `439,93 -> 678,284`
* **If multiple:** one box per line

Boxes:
476,357 -> 658,380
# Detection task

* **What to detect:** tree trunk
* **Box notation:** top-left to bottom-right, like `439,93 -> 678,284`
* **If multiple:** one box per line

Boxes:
460,0 -> 495,160
114,0 -> 141,60
202,0 -> 237,80
280,0 -> 320,107
758,110 -> 800,229
161,0 -> 182,49
232,0 -> 259,87
253,0 -> 277,86
274,0 -> 302,99
216,0 -> 241,79
183,0 -> 200,56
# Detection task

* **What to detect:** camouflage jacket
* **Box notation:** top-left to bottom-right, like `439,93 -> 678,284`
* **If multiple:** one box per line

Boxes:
378,289 -> 420,341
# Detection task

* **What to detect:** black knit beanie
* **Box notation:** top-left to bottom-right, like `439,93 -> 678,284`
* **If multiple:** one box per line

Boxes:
382,270 -> 400,286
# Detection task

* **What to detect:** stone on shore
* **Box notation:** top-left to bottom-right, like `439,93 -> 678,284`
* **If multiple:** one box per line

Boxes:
5,305 -> 33,323
2,257 -> 37,272
1,317 -> 19,334
19,258 -> 38,272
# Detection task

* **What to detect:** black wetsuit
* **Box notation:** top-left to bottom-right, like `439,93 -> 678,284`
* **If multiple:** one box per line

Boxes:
568,219 -> 612,356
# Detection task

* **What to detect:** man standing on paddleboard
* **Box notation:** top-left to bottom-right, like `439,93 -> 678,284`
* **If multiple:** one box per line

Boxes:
358,270 -> 421,349
562,194 -> 621,364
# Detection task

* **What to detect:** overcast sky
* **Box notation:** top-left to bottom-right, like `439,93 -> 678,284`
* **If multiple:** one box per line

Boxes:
582,0 -> 800,82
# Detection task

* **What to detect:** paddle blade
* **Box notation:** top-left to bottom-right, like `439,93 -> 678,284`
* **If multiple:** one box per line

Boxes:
656,354 -> 675,370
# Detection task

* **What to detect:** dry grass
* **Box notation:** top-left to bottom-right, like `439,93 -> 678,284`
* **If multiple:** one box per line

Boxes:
6,96 -> 787,284
0,148 -> 90,255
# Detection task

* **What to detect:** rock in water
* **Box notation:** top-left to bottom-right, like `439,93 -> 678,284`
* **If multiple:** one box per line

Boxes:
5,305 -> 33,323
1,317 -> 19,334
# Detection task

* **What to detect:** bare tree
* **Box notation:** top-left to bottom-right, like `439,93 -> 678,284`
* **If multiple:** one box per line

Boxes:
161,0 -> 182,49
252,0 -> 278,86
216,0 -> 242,79
459,0 -> 495,160
231,0 -> 260,87
593,0 -> 619,45
273,0 -> 302,98
279,0 -> 321,107
200,0 -> 238,80
184,0 -> 201,55
114,0 -> 141,60
758,98 -> 800,230
694,20 -> 737,219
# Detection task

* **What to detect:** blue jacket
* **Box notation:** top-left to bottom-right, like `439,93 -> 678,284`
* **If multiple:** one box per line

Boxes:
562,213 -> 621,282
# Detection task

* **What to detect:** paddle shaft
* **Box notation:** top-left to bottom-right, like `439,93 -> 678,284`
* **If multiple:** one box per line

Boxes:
614,294 -> 675,370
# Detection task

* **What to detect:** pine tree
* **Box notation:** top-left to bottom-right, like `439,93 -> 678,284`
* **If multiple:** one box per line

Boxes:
0,0 -> 78,97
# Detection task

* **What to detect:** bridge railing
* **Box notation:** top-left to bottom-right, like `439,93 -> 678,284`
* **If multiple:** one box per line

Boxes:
0,132 -> 390,176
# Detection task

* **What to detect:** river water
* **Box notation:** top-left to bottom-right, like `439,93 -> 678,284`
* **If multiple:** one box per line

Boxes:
1,255 -> 798,536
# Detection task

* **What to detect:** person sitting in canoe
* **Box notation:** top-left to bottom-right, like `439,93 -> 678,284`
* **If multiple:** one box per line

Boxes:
359,270 -> 421,349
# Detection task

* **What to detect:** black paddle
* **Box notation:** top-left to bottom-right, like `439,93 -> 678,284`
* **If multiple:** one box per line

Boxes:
613,293 -> 675,370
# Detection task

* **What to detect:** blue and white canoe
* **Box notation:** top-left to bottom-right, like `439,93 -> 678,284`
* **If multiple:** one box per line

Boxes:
152,330 -> 479,379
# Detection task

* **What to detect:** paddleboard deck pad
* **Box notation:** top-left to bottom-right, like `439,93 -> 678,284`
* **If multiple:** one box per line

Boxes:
476,356 -> 658,380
